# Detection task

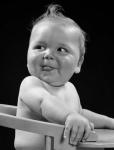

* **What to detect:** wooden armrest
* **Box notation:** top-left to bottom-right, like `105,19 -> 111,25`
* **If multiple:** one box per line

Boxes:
1,104 -> 114,149
0,104 -> 96,139
0,104 -> 16,115
0,104 -> 97,150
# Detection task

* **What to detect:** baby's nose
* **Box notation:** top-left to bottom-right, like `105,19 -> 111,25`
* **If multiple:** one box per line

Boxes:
43,49 -> 54,60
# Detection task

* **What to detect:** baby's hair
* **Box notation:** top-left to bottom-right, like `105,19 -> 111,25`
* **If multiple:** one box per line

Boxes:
32,4 -> 65,24
32,4 -> 86,58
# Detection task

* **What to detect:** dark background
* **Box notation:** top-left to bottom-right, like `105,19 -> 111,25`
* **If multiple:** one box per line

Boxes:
0,1 -> 114,149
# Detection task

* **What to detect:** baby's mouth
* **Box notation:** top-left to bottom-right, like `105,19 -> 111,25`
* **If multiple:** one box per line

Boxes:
42,65 -> 55,71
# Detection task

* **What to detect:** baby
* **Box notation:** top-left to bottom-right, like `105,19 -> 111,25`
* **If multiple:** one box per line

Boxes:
14,4 -> 114,150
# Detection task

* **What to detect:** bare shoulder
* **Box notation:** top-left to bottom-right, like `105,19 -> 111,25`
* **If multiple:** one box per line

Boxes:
19,76 -> 41,89
65,81 -> 80,101
66,82 -> 82,112
66,82 -> 78,94
18,76 -> 45,114
19,76 -> 43,96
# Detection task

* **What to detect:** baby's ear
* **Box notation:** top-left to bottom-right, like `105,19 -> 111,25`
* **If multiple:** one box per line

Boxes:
75,56 -> 84,74
75,66 -> 81,74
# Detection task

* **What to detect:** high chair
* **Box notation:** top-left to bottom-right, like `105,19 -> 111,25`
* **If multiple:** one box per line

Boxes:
0,104 -> 114,150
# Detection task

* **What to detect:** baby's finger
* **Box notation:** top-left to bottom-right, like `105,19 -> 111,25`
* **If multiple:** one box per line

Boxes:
90,122 -> 94,131
64,123 -> 71,139
82,125 -> 91,141
73,126 -> 84,145
70,127 -> 78,145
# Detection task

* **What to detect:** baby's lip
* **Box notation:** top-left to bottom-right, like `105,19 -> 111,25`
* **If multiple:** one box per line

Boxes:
41,65 -> 56,71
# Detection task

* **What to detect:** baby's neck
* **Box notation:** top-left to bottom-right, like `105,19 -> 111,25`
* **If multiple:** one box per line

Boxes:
41,80 -> 66,93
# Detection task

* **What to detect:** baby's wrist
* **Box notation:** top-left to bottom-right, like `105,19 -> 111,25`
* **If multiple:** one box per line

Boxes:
66,112 -> 77,117
65,112 -> 78,121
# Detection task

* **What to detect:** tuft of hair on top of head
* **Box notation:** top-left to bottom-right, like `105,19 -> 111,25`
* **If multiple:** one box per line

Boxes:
32,4 -> 65,27
45,3 -> 64,17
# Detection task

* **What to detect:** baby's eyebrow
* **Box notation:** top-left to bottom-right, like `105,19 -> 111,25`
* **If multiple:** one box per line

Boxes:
59,43 -> 68,47
58,43 -> 71,50
34,40 -> 47,45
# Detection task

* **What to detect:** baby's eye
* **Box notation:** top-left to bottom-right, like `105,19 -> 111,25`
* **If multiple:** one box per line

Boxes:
57,47 -> 68,54
33,45 -> 45,51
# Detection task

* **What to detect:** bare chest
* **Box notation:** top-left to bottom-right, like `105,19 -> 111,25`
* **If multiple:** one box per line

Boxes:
45,90 -> 80,114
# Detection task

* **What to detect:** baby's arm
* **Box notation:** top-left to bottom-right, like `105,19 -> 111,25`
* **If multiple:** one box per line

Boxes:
18,76 -> 73,124
63,83 -> 114,145
74,84 -> 114,129
81,109 -> 114,129
14,77 -> 48,150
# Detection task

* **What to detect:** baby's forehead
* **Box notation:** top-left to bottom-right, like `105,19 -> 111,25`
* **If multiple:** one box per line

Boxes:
30,20 -> 81,43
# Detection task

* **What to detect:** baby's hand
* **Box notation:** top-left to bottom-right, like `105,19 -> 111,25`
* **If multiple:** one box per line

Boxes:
64,113 -> 94,146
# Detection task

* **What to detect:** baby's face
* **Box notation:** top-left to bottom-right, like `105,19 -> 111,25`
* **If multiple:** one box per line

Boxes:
27,21 -> 81,86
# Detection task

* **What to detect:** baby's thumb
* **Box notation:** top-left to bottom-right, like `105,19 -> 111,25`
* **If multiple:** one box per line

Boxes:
64,123 -> 70,139
64,127 -> 68,139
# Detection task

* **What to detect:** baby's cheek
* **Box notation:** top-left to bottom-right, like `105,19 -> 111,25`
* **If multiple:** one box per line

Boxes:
61,60 -> 75,74
28,54 -> 41,72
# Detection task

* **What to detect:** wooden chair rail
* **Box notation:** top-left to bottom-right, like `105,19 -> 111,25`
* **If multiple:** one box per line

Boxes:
1,104 -> 114,150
